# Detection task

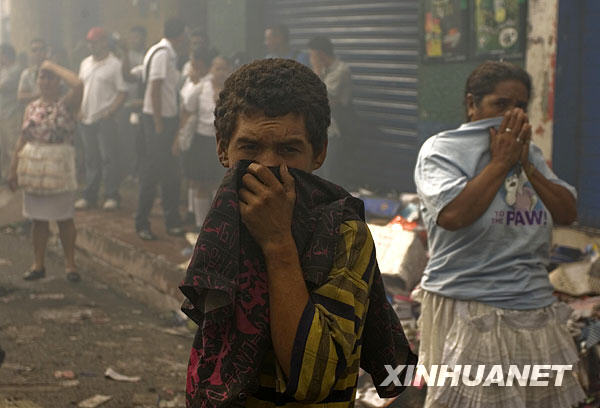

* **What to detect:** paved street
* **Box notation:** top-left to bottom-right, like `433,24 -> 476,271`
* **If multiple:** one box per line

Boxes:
0,230 -> 191,408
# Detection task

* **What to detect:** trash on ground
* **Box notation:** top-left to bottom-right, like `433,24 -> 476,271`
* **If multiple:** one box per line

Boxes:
5,325 -> 46,344
54,370 -> 76,379
0,257 -> 12,266
34,306 -> 106,323
158,394 -> 186,408
2,362 -> 32,372
550,245 -> 600,296
60,379 -> 80,387
185,232 -> 199,246
369,223 -> 428,293
78,395 -> 112,408
30,293 -> 65,301
104,367 -> 141,383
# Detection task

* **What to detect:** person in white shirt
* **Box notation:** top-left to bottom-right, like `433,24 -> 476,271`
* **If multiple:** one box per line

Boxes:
76,27 -> 128,211
174,55 -> 230,230
135,18 -> 187,241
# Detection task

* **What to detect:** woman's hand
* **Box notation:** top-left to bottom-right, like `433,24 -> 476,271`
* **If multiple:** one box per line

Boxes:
489,108 -> 531,172
519,122 -> 532,169
7,167 -> 18,192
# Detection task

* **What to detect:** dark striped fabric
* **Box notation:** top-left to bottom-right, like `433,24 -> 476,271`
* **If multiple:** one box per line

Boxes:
246,221 -> 389,407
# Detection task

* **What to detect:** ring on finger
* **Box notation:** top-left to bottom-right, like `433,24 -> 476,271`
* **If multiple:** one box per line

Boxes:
504,127 -> 512,133
516,137 -> 522,143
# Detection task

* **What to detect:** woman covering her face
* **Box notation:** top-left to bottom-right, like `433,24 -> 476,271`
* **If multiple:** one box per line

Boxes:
8,60 -> 84,283
413,61 -> 585,408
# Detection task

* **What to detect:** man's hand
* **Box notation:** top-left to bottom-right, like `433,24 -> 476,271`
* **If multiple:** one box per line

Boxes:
239,163 -> 296,251
154,117 -> 164,135
489,108 -> 530,172
171,138 -> 180,157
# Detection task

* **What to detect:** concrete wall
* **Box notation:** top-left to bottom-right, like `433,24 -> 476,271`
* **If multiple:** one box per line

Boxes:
206,0 -> 264,59
525,0 -> 558,163
418,0 -> 558,165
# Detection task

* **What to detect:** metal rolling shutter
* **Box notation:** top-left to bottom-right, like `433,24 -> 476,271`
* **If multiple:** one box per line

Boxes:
265,0 -> 419,192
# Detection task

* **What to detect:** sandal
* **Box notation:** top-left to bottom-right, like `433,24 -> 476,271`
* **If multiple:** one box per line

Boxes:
66,270 -> 81,283
23,267 -> 45,281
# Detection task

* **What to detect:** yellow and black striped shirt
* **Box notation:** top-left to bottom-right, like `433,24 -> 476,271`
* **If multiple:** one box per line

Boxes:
246,220 -> 377,407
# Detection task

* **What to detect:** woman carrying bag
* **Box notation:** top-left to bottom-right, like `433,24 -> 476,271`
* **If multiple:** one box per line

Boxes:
8,60 -> 84,282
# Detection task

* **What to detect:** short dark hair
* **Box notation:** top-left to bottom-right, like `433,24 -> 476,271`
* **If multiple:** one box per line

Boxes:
190,27 -> 205,39
190,48 -> 213,67
130,25 -> 147,38
465,61 -> 532,108
267,24 -> 290,43
307,36 -> 334,57
164,17 -> 186,39
30,38 -> 46,47
0,43 -> 16,60
215,58 -> 330,155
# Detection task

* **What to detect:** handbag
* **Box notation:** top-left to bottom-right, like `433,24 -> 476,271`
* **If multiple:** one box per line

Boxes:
16,142 -> 77,195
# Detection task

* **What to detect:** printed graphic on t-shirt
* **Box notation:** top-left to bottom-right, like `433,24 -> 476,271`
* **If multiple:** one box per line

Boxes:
491,169 -> 547,226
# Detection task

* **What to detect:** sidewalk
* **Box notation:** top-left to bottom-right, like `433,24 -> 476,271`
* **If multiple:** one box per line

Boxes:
0,181 -> 193,312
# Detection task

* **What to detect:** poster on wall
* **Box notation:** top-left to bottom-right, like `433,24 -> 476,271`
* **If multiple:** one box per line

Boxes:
423,0 -> 469,62
473,0 -> 526,58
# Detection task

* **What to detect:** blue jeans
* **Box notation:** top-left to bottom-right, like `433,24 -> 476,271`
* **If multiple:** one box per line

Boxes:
80,117 -> 120,203
134,114 -> 181,231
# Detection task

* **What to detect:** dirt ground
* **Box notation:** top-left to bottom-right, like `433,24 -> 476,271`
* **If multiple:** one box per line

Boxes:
0,231 -> 192,408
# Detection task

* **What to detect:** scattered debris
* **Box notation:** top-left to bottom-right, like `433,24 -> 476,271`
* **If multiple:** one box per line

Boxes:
132,392 -> 160,406
0,398 -> 44,408
78,395 -> 112,408
2,362 -> 32,372
54,370 -> 76,379
5,325 -> 46,344
0,257 -> 12,266
34,307 -> 109,324
104,367 -> 141,383
60,379 -> 80,387
185,232 -> 199,246
158,394 -> 186,408
29,293 -> 65,301
160,327 -> 193,337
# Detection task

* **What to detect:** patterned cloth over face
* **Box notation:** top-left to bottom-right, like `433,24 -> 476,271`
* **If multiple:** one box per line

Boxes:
180,160 -> 416,407
22,99 -> 77,144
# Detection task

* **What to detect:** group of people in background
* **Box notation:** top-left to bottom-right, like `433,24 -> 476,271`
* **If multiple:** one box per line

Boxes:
0,18 -> 354,280
0,12 -> 588,408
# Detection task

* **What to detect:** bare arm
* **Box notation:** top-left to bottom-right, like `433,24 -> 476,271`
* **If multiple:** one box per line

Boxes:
522,156 -> 577,225
17,74 -> 40,103
264,238 -> 310,376
238,164 -> 308,376
104,91 -> 126,118
39,60 -> 83,114
17,90 -> 39,103
438,109 -> 528,230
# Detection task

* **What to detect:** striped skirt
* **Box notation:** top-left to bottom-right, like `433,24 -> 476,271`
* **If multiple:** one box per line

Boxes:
414,289 -> 586,408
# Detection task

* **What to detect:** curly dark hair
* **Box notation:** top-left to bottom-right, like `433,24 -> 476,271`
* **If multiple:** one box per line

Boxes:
465,60 -> 532,116
214,58 -> 331,155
